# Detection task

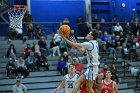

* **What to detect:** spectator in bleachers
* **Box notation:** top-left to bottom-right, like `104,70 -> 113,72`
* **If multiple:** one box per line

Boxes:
77,16 -> 83,36
35,25 -> 45,39
6,44 -> 16,61
94,23 -> 102,37
36,52 -> 49,71
53,30 -> 61,56
101,32 -> 109,44
129,45 -> 138,61
126,33 -> 135,48
57,56 -> 67,75
25,51 -> 36,71
132,21 -> 140,37
114,22 -> 123,36
101,64 -> 108,78
60,40 -> 67,54
123,22 -> 132,37
115,35 -> 123,52
84,22 -> 91,36
31,41 -> 36,53
110,64 -> 119,84
101,32 -> 109,52
6,58 -> 18,78
75,59 -> 84,75
63,17 -> 70,25
63,52 -> 69,62
26,24 -> 34,39
8,27 -> 17,40
93,15 -> 100,22
24,44 -> 31,59
49,39 -> 57,56
122,43 -> 129,60
38,36 -> 48,56
137,35 -> 140,46
107,39 -> 116,57
16,56 -> 29,79
12,79 -> 27,93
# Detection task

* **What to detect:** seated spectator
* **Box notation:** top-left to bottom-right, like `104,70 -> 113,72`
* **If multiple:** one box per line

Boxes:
49,39 -> 57,56
75,59 -> 84,75
132,21 -> 140,37
36,52 -> 49,71
63,52 -> 69,62
25,52 -> 36,71
12,79 -> 27,93
59,40 -> 67,54
110,64 -> 119,84
6,58 -> 18,78
63,17 -> 70,25
26,24 -> 34,39
31,41 -> 36,53
6,44 -> 16,61
107,39 -> 116,57
8,27 -> 17,40
65,56 -> 74,74
137,35 -> 140,46
35,25 -> 45,39
16,56 -> 29,79
122,43 -> 129,60
94,23 -> 102,37
38,36 -> 48,56
123,22 -> 132,37
129,45 -> 138,61
101,32 -> 109,44
101,64 -> 108,78
57,56 -> 67,75
24,44 -> 31,59
53,30 -> 61,56
114,22 -> 123,36
77,16 -> 83,36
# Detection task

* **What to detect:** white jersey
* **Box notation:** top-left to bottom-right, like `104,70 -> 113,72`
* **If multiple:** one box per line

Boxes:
81,40 -> 100,66
81,40 -> 100,80
64,74 -> 79,93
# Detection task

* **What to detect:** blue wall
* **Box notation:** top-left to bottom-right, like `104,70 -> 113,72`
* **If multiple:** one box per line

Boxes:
91,0 -> 140,22
31,0 -> 86,35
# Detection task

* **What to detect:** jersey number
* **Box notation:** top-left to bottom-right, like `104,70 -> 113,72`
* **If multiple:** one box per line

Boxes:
68,83 -> 73,88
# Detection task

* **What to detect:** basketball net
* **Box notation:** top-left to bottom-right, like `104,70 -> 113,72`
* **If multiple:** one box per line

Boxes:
8,5 -> 27,34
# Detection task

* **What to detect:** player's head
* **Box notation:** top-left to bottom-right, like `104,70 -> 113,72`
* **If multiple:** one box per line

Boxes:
86,29 -> 99,40
105,70 -> 112,79
69,63 -> 76,73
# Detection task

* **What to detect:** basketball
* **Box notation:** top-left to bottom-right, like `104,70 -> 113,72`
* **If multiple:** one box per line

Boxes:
59,25 -> 70,37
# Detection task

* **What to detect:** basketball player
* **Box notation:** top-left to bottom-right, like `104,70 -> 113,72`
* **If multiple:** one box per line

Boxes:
60,29 -> 100,93
54,64 -> 79,93
80,74 -> 102,93
100,70 -> 119,93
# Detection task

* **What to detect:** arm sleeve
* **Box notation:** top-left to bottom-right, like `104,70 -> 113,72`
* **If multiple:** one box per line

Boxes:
81,42 -> 94,50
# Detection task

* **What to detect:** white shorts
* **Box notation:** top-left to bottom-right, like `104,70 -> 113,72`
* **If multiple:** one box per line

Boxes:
84,65 -> 99,81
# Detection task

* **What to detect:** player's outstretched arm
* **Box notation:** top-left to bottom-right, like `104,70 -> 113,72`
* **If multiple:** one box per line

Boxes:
61,35 -> 86,53
114,82 -> 119,93
54,78 -> 65,93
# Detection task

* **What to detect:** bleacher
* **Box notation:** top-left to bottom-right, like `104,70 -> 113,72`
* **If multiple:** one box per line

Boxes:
0,36 -> 139,93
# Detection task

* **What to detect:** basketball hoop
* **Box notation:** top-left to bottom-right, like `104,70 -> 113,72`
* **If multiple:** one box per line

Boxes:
8,5 -> 27,34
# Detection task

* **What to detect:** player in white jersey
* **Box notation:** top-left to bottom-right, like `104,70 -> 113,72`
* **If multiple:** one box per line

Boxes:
54,63 -> 79,93
60,29 -> 100,93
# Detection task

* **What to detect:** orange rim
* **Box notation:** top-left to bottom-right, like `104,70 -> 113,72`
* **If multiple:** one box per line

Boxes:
12,5 -> 27,10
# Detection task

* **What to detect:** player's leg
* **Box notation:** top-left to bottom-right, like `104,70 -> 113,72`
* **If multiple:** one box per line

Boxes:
72,74 -> 85,93
86,80 -> 95,93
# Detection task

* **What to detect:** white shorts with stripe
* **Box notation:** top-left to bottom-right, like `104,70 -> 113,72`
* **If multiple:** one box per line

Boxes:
84,65 -> 99,81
